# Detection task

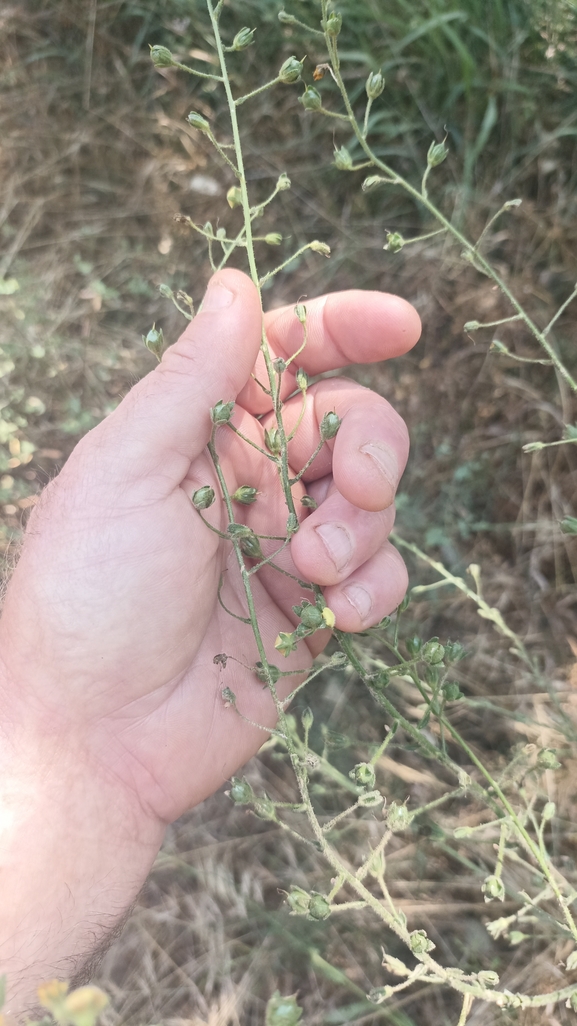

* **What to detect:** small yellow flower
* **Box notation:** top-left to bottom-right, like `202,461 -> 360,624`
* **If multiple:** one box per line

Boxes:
321,607 -> 336,628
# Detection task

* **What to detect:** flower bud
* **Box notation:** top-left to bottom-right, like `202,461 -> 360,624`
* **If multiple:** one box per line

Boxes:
308,893 -> 331,920
275,631 -> 298,657
323,12 -> 342,36
405,636 -> 422,658
362,175 -> 387,192
277,172 -> 291,190
279,56 -> 303,84
159,283 -> 174,298
442,681 -> 463,701
320,410 -> 341,440
255,661 -> 280,684
301,706 -> 314,730
150,45 -> 176,68
445,640 -> 466,662
232,485 -> 258,505
192,485 -> 216,510
334,145 -> 353,171
265,991 -> 303,1026
221,687 -> 236,706
229,776 -> 254,804
310,239 -> 331,255
226,185 -> 242,208
264,426 -> 282,455
254,794 -> 277,820
211,399 -> 235,425
424,664 -> 440,687
265,232 -> 283,245
384,232 -> 405,253
142,324 -> 166,361
422,639 -> 445,664
386,801 -> 411,831
299,602 -> 324,629
350,762 -> 376,789
409,929 -> 435,954
366,70 -> 385,99
542,800 -> 556,822
239,532 -> 263,559
299,86 -> 322,111
232,26 -> 255,50
482,875 -> 505,902
187,111 -> 210,133
296,367 -> 308,391
427,139 -> 449,167
537,748 -> 562,770
285,886 -> 311,915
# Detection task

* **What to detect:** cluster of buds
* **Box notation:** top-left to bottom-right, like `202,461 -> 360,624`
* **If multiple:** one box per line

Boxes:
275,599 -> 336,657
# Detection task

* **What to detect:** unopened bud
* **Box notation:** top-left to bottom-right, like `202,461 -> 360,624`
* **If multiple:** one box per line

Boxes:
296,367 -> 308,391
350,762 -> 376,789
427,139 -> 449,167
229,776 -> 254,804
265,991 -> 303,1026
240,531 -> 263,559
477,970 -> 500,987
308,894 -> 331,920
301,706 -> 314,730
405,636 -> 422,658
192,485 -> 215,510
445,640 -> 466,662
254,661 -> 280,684
264,426 -> 282,455
150,45 -> 176,68
422,639 -> 445,664
279,56 -> 303,84
409,929 -> 435,954
542,800 -> 556,822
277,172 -> 291,190
216,227 -> 226,240
323,11 -> 342,36
232,26 -> 255,50
310,239 -> 331,255
386,801 -> 411,831
366,70 -> 385,99
298,602 -> 324,629
384,232 -> 405,253
142,324 -> 166,360
232,485 -> 258,505
294,304 -> 307,324
442,681 -> 463,701
254,794 -> 277,820
159,283 -> 174,298
187,111 -> 210,133
265,232 -> 283,245
334,145 -> 353,171
227,185 -> 242,208
363,175 -> 387,192
482,875 -> 505,902
320,411 -> 341,440
286,885 -> 311,914
211,399 -> 235,425
300,86 -> 322,111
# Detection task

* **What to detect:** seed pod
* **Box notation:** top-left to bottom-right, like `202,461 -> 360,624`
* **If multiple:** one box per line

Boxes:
445,639 -> 466,662
409,929 -> 435,954
422,639 -> 445,664
265,232 -> 283,245
296,367 -> 308,391
254,661 -> 280,684
279,56 -> 303,84
254,794 -> 277,820
427,139 -> 449,167
350,762 -> 376,789
239,531 -> 264,559
308,893 -> 331,920
405,636 -> 422,658
265,991 -> 303,1026
229,776 -> 254,804
299,86 -> 322,111
277,172 -> 291,190
323,12 -> 342,36
232,485 -> 258,505
386,801 -> 411,831
226,185 -> 242,208
334,145 -> 353,171
192,486 -> 216,510
301,706 -> 314,730
150,45 -> 176,68
384,232 -> 405,253
362,175 -> 387,192
211,399 -> 235,425
231,26 -> 255,50
320,410 -> 341,440
297,601 -> 323,629
366,70 -> 385,99
187,111 -> 210,133
142,324 -> 166,361
264,426 -> 282,455
482,875 -> 505,902
285,886 -> 311,915
443,681 -> 464,702
542,800 -> 556,822
310,240 -> 331,255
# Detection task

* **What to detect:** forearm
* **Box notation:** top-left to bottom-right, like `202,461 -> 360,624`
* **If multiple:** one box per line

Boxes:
0,669 -> 165,1020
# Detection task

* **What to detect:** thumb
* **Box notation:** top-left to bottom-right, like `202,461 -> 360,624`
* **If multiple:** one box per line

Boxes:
77,270 -> 263,494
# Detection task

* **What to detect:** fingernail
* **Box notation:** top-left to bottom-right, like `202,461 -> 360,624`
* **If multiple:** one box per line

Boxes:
360,442 -> 399,490
203,280 -> 235,312
315,523 -> 353,573
343,583 -> 373,622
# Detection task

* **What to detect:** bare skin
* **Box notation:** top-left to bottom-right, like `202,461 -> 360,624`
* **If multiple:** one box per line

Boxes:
0,269 -> 421,1016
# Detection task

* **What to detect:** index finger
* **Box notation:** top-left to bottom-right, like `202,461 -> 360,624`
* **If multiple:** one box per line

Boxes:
236,290 -> 422,413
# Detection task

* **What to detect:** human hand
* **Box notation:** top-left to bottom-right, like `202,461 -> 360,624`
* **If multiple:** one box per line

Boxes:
0,269 -> 420,826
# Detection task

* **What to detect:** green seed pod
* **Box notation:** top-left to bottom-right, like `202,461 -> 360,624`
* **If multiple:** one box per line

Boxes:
366,70 -> 385,99
294,303 -> 307,324
279,56 -> 303,84
542,800 -> 556,822
299,602 -> 324,629
320,410 -> 341,440
442,681 -> 464,702
384,232 -> 405,253
264,426 -> 282,455
231,26 -> 255,50
265,232 -> 283,246
299,86 -> 322,111
368,987 -> 394,1005
308,893 -> 331,920
362,175 -> 388,192
405,636 -> 422,658
254,661 -> 281,684
211,399 -> 235,425
285,886 -> 311,915
334,145 -> 353,171
386,801 -> 411,831
229,776 -> 254,804
277,172 -> 291,191
265,991 -> 303,1026
422,639 -> 445,665
301,706 -> 314,730
142,324 -> 166,361
226,185 -> 242,208
149,45 -> 176,68
537,748 -> 562,770
409,929 -> 435,954
240,532 -> 264,559
323,11 -> 342,36
296,367 -> 308,391
232,485 -> 258,505
192,486 -> 216,510
482,875 -> 505,902
310,239 -> 331,255
444,640 -> 466,663
350,762 -> 376,790
158,283 -> 174,298
254,794 -> 277,820
187,111 -> 210,133
424,664 -> 440,686
427,139 -> 449,167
